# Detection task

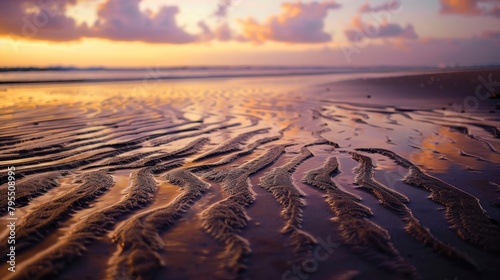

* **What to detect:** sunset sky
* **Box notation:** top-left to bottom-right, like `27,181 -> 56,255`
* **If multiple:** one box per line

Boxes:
1,0 -> 499,67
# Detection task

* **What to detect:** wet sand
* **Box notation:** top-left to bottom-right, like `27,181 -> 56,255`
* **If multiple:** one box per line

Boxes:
0,69 -> 499,280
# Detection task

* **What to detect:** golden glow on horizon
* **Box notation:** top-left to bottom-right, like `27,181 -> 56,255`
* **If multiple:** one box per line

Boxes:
0,37 -> 344,67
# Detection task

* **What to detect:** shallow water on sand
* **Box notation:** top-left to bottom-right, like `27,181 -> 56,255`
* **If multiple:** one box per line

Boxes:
0,74 -> 499,280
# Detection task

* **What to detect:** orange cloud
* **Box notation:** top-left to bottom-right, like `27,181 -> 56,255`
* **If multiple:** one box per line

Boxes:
239,1 -> 341,44
440,0 -> 500,17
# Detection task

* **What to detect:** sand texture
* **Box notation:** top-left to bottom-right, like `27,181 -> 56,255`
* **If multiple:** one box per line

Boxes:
0,70 -> 499,280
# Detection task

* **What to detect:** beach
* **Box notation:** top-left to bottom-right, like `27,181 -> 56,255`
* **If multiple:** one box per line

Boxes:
0,68 -> 499,280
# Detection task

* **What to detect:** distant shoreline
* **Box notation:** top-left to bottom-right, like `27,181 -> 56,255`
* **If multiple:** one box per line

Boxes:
1,66 -> 499,86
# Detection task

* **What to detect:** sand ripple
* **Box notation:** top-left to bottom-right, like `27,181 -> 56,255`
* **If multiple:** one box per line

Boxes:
1,78 -> 499,279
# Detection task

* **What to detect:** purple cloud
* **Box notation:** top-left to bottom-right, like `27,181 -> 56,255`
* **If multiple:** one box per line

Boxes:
214,0 -> 241,20
0,0 -> 87,41
0,0 -> 201,44
344,15 -> 418,42
91,0 -> 197,43
198,21 -> 235,42
482,30 -> 500,39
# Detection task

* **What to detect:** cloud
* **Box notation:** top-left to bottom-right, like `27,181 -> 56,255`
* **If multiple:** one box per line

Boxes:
239,1 -> 341,44
0,0 -> 201,44
482,30 -> 500,39
214,0 -> 242,20
90,0 -> 197,43
344,15 -> 418,42
0,0 -> 87,41
189,36 -> 500,67
198,21 -> 235,42
439,0 -> 500,17
338,36 -> 500,66
212,23 -> 233,41
358,1 -> 401,13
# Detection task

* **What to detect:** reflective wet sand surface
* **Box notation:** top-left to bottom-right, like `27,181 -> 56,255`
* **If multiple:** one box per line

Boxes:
1,71 -> 499,280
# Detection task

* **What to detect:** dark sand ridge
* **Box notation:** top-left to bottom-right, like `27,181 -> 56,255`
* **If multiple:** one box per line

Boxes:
85,137 -> 211,171
350,152 -> 478,270
259,147 -> 316,261
0,170 -> 114,260
0,171 -> 67,215
256,125 -> 340,265
201,145 -> 286,277
109,164 -> 211,280
9,136 -> 212,279
0,69 -> 499,279
193,128 -> 270,161
302,156 -> 419,278
106,132 -> 286,279
356,148 -> 500,252
11,161 -> 182,280
0,121 -> 241,185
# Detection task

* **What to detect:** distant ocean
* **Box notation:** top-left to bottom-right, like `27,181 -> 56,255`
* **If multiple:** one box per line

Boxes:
0,66 -> 442,84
